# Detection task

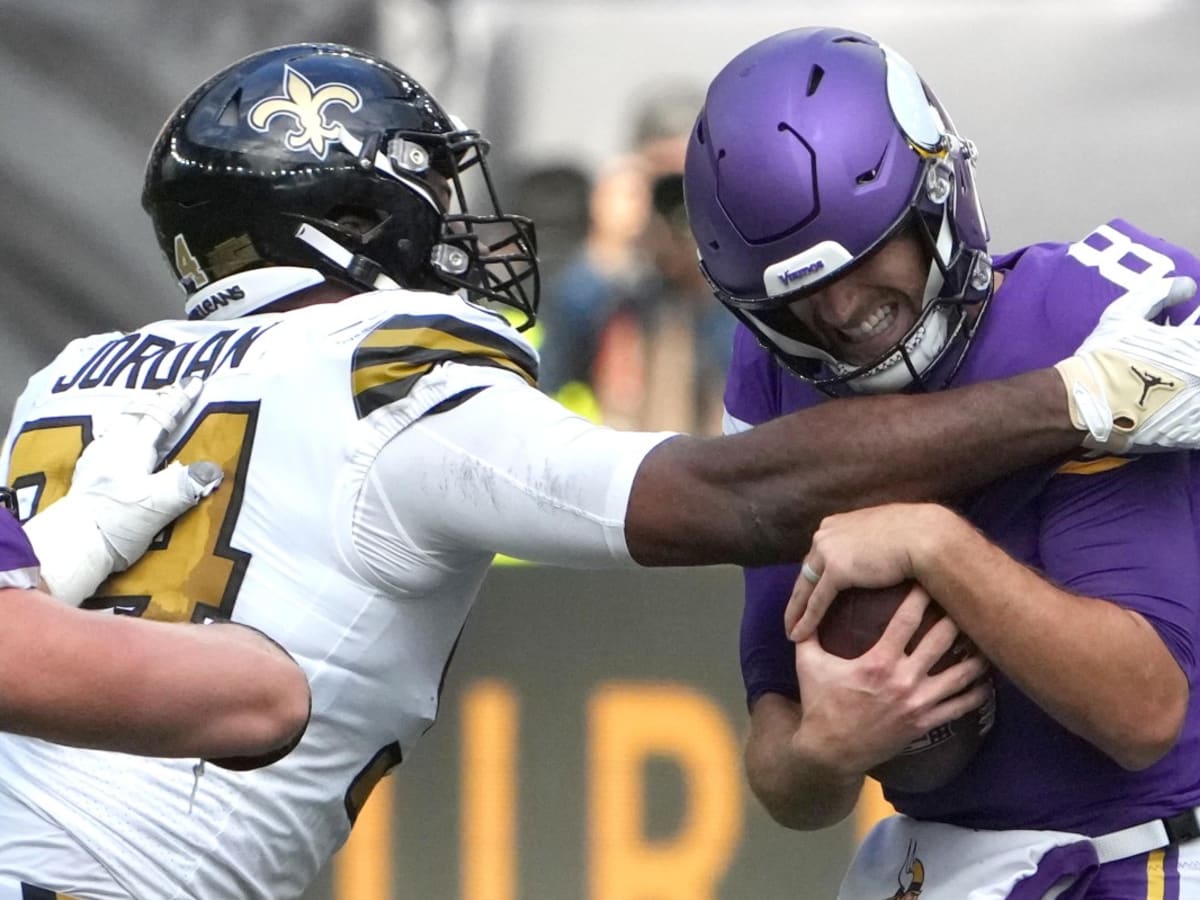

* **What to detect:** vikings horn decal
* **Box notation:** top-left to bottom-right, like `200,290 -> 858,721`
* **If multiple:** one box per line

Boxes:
248,65 -> 363,160
889,840 -> 925,899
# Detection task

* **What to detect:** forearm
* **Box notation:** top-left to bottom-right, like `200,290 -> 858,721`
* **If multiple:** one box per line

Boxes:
911,508 -> 1186,769
104,618 -> 311,760
628,368 -> 1078,565
180,621 -> 312,762
0,592 -> 310,759
745,694 -> 864,831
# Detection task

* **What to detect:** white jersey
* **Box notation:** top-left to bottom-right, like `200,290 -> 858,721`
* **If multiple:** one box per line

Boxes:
0,285 -> 672,899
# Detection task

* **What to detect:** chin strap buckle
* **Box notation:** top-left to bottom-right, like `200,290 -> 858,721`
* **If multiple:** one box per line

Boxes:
347,254 -> 383,286
430,243 -> 470,276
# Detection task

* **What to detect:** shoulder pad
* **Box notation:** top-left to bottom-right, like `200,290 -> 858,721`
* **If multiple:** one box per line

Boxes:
351,311 -> 538,419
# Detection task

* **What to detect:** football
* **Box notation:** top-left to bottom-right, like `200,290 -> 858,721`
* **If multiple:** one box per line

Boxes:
817,581 -> 994,793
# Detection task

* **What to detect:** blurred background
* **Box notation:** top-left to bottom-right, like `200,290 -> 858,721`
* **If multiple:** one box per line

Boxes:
1,0 -> 1198,897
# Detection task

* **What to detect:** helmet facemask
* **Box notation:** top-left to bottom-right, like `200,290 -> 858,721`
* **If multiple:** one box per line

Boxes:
289,121 -> 540,329
426,127 -> 539,330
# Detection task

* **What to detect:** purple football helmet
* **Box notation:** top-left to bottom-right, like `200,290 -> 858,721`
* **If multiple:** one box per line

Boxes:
684,27 -> 991,393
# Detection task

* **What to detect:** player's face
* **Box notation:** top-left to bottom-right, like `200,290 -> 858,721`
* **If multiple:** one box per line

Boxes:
791,230 -> 929,367
426,169 -> 454,213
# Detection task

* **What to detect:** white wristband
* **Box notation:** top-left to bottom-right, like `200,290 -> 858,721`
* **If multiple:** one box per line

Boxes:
22,496 -> 119,606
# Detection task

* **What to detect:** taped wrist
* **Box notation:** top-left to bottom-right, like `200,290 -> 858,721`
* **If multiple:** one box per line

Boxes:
22,496 -> 119,606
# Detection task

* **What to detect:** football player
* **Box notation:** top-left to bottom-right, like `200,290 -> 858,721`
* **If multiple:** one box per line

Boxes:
0,41 -> 1197,898
688,27 -> 1200,896
0,378 -> 310,763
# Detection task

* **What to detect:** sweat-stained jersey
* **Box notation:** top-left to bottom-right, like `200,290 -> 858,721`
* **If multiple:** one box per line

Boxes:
0,283 -> 672,900
727,220 -> 1200,839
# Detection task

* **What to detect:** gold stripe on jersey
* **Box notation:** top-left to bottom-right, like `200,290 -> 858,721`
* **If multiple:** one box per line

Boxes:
1056,456 -> 1134,476
351,313 -> 538,418
1145,847 -> 1165,900
20,885 -> 80,899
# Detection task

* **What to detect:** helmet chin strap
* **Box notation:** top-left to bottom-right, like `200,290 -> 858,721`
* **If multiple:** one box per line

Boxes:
835,304 -> 953,393
182,221 -> 408,322
294,223 -> 401,291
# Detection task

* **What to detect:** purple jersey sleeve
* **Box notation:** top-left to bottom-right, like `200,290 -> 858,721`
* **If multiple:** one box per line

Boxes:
724,326 -> 781,429
724,325 -> 828,429
0,512 -> 38,591
739,563 -> 803,708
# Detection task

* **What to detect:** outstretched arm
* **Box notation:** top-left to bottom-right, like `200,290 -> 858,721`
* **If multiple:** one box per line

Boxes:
366,368 -> 1068,569
377,276 -> 1200,570
627,368 -> 1072,565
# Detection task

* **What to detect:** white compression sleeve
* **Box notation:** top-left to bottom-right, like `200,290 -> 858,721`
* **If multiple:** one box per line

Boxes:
354,379 -> 675,576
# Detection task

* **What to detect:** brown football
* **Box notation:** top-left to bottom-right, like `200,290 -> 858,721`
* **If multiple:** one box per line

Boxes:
817,581 -> 993,793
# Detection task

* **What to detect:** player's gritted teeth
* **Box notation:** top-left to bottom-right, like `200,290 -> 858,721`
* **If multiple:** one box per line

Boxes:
814,288 -> 916,366
837,302 -> 898,343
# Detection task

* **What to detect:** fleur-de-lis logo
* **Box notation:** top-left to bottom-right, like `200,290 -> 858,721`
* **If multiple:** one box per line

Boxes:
248,66 -> 363,160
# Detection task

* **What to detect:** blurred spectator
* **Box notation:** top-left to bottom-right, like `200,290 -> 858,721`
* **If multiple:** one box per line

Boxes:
591,173 -> 735,434
511,162 -> 593,293
536,154 -> 652,411
537,84 -> 730,431
630,81 -> 704,178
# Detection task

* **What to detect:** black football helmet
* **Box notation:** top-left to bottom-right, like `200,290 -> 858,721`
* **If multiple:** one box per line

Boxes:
142,43 -> 538,327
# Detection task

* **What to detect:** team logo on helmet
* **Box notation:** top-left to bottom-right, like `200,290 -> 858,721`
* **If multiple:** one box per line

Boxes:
248,65 -> 362,160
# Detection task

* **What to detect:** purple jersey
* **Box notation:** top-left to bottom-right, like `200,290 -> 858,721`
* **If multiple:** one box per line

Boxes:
727,220 -> 1200,835
0,512 -> 38,591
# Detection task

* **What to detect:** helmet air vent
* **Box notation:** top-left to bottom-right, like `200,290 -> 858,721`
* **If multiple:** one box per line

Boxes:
806,65 -> 825,96
218,90 -> 243,129
856,149 -> 887,185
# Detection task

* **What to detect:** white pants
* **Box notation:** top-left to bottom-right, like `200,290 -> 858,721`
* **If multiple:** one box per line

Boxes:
840,814 -> 1200,899
0,799 -> 127,900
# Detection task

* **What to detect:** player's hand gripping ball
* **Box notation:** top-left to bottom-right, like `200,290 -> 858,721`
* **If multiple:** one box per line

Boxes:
817,581 -> 994,793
